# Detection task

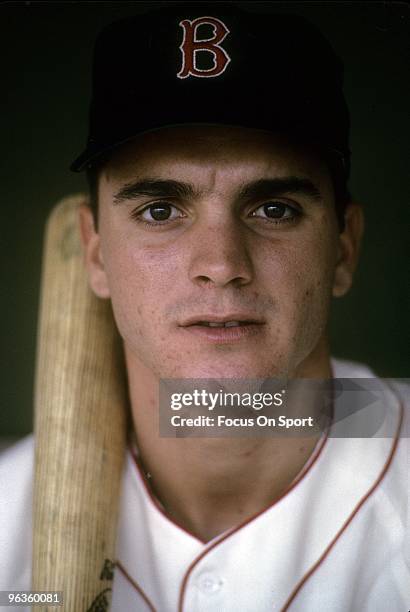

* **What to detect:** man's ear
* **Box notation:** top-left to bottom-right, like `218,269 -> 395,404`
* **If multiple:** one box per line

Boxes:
78,205 -> 111,298
332,202 -> 364,297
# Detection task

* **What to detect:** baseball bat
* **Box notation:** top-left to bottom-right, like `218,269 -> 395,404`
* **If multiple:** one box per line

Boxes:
32,195 -> 128,611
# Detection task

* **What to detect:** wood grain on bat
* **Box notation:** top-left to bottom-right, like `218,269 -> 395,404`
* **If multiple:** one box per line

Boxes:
32,195 -> 128,611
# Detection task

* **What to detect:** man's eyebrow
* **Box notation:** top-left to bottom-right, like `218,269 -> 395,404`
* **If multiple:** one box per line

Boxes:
237,177 -> 323,202
112,179 -> 198,204
112,176 -> 323,205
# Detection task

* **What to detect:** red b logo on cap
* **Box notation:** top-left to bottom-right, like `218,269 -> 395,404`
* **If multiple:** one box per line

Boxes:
178,16 -> 231,79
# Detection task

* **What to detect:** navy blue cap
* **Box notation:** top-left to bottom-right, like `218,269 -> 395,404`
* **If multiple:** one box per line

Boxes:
70,3 -> 350,174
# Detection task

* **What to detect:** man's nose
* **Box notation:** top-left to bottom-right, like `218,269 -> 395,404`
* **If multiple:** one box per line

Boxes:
187,218 -> 254,288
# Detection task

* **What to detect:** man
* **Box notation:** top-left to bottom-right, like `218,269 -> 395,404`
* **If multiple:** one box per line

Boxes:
0,3 -> 408,611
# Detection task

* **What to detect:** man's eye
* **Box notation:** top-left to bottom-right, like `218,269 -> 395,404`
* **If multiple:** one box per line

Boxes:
137,202 -> 182,223
250,201 -> 300,221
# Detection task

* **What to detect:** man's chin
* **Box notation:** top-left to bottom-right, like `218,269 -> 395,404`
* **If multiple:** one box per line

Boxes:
165,360 -> 286,381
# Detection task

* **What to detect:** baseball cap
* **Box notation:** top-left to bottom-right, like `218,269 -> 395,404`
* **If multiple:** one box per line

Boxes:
70,3 -> 350,175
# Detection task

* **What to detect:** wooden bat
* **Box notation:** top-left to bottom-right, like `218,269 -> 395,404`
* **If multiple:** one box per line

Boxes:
32,195 -> 128,611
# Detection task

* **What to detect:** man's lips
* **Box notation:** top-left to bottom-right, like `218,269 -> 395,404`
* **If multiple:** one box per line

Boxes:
180,314 -> 264,327
179,315 -> 265,343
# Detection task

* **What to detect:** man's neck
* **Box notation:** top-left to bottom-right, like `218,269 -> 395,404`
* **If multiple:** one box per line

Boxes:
125,345 -> 332,542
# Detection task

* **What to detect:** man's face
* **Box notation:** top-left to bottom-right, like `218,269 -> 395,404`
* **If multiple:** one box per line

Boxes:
84,125 -> 351,379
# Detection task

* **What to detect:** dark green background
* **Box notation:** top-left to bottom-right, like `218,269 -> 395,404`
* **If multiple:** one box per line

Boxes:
1,2 -> 409,436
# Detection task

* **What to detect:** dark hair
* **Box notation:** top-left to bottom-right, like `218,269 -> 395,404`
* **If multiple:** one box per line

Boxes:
85,146 -> 351,231
86,164 -> 100,227
323,150 -> 351,230
85,150 -> 113,229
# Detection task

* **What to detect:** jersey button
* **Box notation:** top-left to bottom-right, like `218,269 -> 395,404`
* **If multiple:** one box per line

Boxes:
197,572 -> 224,594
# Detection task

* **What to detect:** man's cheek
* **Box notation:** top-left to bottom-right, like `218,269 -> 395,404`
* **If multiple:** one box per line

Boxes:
277,245 -> 334,337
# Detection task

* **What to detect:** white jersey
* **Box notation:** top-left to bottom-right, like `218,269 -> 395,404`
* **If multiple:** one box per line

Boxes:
1,359 -> 409,611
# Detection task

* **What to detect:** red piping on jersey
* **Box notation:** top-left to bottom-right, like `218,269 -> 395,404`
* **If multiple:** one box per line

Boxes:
114,379 -> 404,609
131,449 -> 205,544
280,396 -> 404,611
119,427 -> 327,609
116,560 -> 157,611
176,430 -> 329,612
131,426 -> 329,547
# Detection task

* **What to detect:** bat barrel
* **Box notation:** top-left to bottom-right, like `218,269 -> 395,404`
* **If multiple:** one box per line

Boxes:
32,196 -> 128,611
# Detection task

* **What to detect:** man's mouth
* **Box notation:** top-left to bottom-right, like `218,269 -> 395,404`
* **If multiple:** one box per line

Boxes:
181,314 -> 264,327
179,315 -> 264,343
194,321 -> 254,328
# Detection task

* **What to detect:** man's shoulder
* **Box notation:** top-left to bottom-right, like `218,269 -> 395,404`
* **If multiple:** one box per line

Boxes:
0,434 -> 34,469
0,433 -> 35,495
332,356 -> 378,378
0,434 -> 34,510
0,434 -> 34,590
332,358 -> 409,529
332,356 -> 410,404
